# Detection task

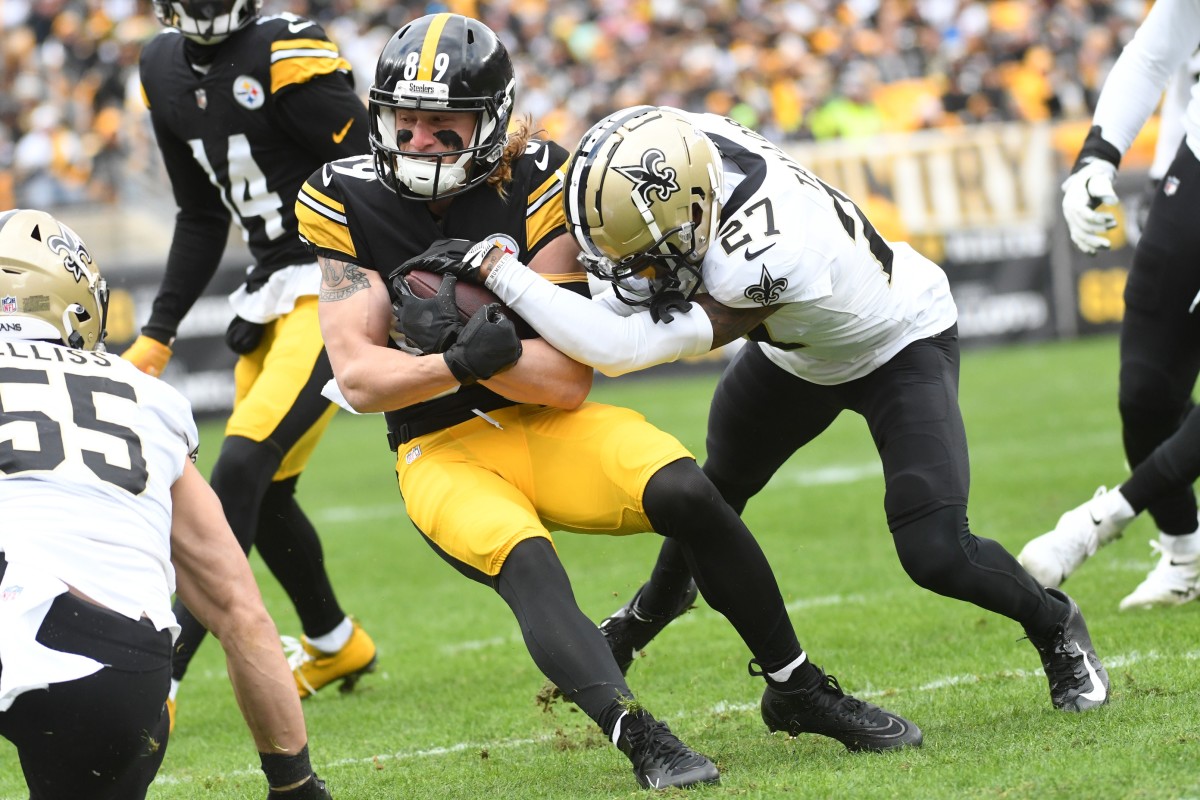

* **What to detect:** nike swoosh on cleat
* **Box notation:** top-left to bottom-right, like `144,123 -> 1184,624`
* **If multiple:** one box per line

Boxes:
332,118 -> 354,144
1088,511 -> 1103,525
1074,642 -> 1107,703
744,243 -> 776,260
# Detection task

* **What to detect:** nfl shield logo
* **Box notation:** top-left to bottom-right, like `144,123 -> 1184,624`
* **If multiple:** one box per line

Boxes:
195,89 -> 207,109
1,584 -> 22,602
1165,176 -> 1180,196
2,295 -> 16,313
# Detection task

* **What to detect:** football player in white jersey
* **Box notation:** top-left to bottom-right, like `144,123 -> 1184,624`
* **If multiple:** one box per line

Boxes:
0,209 -> 331,799
401,105 -> 1110,715
1026,3 -> 1200,608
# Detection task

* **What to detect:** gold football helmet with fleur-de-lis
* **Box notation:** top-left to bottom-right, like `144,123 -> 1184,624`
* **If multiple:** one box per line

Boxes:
0,209 -> 109,351
563,106 -> 724,315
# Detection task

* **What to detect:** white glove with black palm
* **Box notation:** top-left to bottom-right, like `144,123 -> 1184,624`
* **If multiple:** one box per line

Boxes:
1062,158 -> 1119,255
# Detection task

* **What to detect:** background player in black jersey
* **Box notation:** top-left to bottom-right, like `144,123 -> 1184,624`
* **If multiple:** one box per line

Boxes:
0,209 -> 331,800
123,0 -> 377,725
299,13 -> 921,791
1033,0 -> 1200,608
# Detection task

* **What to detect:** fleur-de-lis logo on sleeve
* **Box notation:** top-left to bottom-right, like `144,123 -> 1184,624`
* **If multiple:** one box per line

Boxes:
613,149 -> 680,205
744,265 -> 788,305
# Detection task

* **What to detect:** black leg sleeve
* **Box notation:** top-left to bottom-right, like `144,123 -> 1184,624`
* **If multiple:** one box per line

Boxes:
255,477 -> 347,638
643,458 -> 802,673
494,538 -> 634,737
893,504 -> 1067,637
1121,404 -> 1200,517
170,435 -> 280,681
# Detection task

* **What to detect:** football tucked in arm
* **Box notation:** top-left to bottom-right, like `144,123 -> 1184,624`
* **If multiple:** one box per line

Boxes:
402,269 -> 536,339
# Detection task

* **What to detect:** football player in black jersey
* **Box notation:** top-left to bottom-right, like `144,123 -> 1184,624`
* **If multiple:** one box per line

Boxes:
299,13 -> 921,790
124,0 -> 377,726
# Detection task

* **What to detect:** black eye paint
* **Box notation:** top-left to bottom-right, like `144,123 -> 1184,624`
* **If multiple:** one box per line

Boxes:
435,130 -> 464,149
396,129 -> 414,143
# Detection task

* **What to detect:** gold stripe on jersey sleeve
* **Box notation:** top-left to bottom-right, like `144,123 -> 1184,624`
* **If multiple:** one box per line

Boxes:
270,39 -> 351,93
140,82 -> 150,109
526,172 -> 566,251
417,13 -> 452,80
296,183 -> 356,258
544,271 -> 588,286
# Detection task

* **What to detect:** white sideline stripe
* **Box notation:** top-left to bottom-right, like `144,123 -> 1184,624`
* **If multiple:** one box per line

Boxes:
151,647 -> 1200,788
314,504 -> 405,524
773,462 -> 881,487
437,594 -> 868,655
309,462 -> 882,525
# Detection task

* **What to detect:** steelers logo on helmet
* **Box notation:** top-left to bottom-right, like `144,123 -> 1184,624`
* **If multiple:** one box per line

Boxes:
367,13 -> 516,201
564,106 -> 724,312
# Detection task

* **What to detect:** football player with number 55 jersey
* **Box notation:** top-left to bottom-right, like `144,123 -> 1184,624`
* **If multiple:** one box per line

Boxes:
127,0 -> 378,719
0,209 -> 331,799
408,105 -> 1112,717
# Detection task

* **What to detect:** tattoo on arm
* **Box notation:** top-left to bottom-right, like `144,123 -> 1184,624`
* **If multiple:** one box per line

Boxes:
318,256 -> 371,302
695,294 -> 779,348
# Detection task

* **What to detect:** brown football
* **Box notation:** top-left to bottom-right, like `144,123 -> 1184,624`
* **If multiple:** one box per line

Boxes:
402,269 -> 535,338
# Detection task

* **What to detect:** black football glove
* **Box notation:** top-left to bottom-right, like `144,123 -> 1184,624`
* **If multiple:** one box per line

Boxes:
396,238 -> 492,284
392,274 -> 463,353
442,303 -> 522,384
225,315 -> 266,355
267,773 -> 332,799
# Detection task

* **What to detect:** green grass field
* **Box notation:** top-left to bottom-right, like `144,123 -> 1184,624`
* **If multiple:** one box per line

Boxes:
4,334 -> 1199,800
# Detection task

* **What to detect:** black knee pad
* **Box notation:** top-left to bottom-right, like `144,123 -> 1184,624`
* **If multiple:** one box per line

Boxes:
643,458 -> 728,537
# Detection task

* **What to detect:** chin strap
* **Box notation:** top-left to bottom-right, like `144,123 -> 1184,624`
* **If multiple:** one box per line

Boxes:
649,291 -> 692,324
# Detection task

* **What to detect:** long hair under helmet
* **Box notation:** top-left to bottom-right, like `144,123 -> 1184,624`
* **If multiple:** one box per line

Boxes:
368,13 -> 516,201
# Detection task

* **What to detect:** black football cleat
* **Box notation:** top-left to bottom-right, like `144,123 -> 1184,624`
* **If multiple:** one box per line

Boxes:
760,668 -> 923,752
600,580 -> 699,674
1027,588 -> 1109,712
615,711 -> 720,790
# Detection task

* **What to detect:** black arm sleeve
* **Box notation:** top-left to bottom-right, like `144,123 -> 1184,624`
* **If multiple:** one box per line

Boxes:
273,72 -> 370,160
144,111 -> 231,344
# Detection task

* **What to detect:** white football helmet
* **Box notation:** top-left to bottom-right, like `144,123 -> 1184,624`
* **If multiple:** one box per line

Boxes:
0,209 -> 109,351
563,106 -> 724,311
152,0 -> 261,44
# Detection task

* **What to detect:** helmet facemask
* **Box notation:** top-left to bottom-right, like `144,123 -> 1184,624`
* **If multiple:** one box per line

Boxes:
370,89 -> 510,201
565,106 -> 723,320
153,0 -> 261,44
0,209 -> 109,351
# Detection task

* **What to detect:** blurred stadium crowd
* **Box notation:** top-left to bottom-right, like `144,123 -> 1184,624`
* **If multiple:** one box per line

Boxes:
0,0 -> 1149,211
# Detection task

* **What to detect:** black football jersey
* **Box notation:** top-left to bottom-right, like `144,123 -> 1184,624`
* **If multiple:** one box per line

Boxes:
296,139 -> 585,435
140,14 -> 368,287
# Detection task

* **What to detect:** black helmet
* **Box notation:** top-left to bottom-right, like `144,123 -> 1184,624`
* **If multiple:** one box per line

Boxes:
369,13 -> 516,201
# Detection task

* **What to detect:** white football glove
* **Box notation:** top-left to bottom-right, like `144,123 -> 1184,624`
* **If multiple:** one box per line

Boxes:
1061,159 -> 1119,255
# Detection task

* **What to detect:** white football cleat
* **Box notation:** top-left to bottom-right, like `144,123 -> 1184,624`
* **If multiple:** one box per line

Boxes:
1018,487 -> 1131,588
1119,534 -> 1200,610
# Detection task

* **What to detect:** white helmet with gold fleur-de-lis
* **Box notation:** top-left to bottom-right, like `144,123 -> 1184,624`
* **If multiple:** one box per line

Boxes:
563,106 -> 724,316
0,209 -> 109,351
